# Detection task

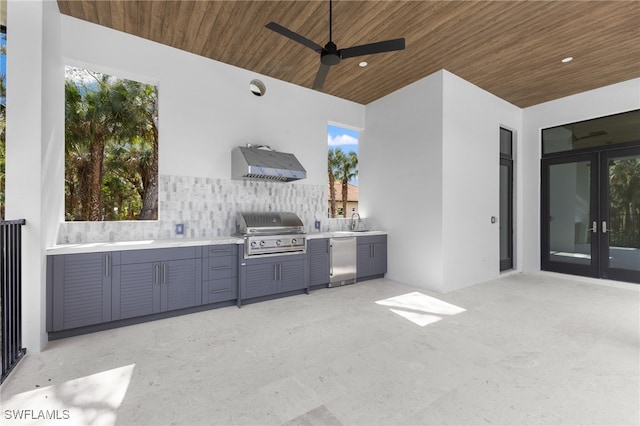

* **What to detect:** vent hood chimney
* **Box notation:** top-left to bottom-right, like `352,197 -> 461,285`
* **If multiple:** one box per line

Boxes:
231,145 -> 307,182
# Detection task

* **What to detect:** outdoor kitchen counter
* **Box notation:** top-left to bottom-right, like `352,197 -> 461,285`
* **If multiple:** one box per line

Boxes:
46,231 -> 387,255
307,230 -> 387,239
46,236 -> 243,255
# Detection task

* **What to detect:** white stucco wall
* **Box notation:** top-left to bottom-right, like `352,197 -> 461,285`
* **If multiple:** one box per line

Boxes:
362,70 -> 523,293
521,78 -> 640,274
441,70 -> 522,291
6,0 -> 64,352
362,71 -> 445,290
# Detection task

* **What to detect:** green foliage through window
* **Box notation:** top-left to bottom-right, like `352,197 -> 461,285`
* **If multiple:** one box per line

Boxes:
65,67 -> 158,221
328,147 -> 358,218
609,157 -> 640,249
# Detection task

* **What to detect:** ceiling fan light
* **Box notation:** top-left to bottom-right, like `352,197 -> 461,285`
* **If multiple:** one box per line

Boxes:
359,61 -> 368,67
561,56 -> 573,63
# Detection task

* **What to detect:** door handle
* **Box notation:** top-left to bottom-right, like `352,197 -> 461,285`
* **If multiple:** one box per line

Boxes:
590,221 -> 597,233
155,264 -> 160,285
602,221 -> 608,234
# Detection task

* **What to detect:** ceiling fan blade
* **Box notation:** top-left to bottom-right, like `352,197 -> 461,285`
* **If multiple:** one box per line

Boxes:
340,38 -> 405,59
265,22 -> 323,53
312,63 -> 331,90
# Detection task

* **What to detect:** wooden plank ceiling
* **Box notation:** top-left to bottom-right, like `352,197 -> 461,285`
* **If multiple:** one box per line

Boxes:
57,0 -> 640,107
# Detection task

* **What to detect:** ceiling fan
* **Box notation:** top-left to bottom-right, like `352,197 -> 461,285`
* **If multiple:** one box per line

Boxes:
265,0 -> 406,90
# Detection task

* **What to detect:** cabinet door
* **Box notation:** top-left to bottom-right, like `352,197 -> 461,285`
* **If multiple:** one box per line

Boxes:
308,239 -> 330,286
356,244 -> 373,279
279,259 -> 306,292
243,262 -> 276,299
114,262 -> 160,320
371,242 -> 388,276
49,253 -> 112,331
164,258 -> 200,311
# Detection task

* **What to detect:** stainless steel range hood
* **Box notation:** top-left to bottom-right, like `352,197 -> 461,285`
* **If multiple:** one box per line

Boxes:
231,144 -> 306,182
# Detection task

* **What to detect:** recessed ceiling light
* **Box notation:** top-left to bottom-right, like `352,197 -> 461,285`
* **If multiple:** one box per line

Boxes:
561,57 -> 573,63
359,61 -> 368,67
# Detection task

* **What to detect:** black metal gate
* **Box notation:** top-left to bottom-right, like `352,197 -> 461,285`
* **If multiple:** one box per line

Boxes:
1,219 -> 26,384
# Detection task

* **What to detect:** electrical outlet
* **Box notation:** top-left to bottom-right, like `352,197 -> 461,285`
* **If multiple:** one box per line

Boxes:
175,223 -> 184,235
314,220 -> 321,230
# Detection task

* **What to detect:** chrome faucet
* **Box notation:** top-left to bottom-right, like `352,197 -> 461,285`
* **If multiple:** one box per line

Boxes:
350,212 -> 361,231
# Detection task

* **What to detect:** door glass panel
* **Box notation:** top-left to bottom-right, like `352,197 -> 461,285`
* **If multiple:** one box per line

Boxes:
548,161 -> 592,265
607,154 -> 640,272
500,164 -> 509,260
500,128 -> 513,157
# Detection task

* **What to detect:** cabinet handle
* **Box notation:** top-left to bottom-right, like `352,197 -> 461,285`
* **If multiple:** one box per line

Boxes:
210,266 -> 231,271
372,245 -> 375,258
274,264 -> 277,281
155,264 -> 160,285
329,244 -> 333,276
279,264 -> 282,281
105,254 -> 110,277
163,263 -> 168,284
210,289 -> 229,294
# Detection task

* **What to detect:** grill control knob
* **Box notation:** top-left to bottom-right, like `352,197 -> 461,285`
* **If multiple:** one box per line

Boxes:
291,239 -> 297,245
251,241 -> 258,248
259,240 -> 265,247
276,240 -> 282,246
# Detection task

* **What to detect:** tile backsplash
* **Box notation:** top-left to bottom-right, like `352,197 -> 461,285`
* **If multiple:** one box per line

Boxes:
57,174 -> 363,244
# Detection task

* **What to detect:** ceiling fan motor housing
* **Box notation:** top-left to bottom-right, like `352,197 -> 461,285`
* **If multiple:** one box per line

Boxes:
321,41 -> 341,65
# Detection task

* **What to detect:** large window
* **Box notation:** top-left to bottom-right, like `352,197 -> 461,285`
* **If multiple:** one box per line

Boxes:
542,109 -> 640,155
65,67 -> 158,221
327,125 -> 358,218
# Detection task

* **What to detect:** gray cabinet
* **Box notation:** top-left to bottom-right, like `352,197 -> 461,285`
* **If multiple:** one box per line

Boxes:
357,235 -> 387,280
112,247 -> 202,320
239,253 -> 307,305
203,244 -> 238,304
308,238 -> 330,288
47,252 -> 114,332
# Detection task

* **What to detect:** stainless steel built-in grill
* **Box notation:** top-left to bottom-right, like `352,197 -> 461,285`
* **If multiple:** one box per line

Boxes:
235,212 -> 307,258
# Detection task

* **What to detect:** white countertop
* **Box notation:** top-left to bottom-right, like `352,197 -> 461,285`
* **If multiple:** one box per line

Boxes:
46,231 -> 387,255
306,230 -> 387,239
46,236 -> 243,255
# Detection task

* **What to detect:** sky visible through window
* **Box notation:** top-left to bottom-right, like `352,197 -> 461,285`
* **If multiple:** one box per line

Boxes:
328,124 -> 359,185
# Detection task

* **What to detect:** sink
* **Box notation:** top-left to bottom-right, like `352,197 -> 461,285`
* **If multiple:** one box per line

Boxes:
332,231 -> 355,236
332,230 -> 370,236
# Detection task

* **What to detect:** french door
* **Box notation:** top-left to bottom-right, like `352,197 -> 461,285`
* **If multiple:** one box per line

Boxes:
542,147 -> 640,283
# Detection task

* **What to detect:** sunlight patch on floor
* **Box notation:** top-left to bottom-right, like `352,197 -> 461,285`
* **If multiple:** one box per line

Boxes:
375,292 -> 466,327
2,364 -> 135,425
